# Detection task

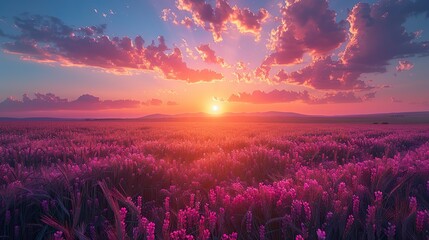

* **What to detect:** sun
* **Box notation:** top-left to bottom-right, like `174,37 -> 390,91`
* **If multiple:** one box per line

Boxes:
211,105 -> 220,112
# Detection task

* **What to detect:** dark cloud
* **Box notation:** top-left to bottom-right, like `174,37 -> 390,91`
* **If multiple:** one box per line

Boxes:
228,89 -> 310,104
273,57 -> 370,90
227,89 -> 375,104
268,0 -> 429,90
143,98 -> 163,106
342,0 -> 429,71
1,15 -> 223,83
0,93 -> 141,112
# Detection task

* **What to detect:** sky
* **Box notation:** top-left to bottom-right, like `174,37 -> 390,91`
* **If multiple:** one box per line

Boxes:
0,0 -> 428,117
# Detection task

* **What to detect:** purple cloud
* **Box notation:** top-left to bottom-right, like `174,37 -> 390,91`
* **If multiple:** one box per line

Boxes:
227,89 -> 375,104
143,98 -> 163,106
0,93 -> 141,112
1,15 -> 223,82
175,0 -> 268,41
263,0 -> 346,66
269,0 -> 429,90
342,0 -> 429,71
196,44 -> 226,66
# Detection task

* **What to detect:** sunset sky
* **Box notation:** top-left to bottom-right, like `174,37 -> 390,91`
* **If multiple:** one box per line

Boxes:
0,0 -> 428,117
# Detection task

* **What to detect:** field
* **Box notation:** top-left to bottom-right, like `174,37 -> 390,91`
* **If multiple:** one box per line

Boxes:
0,122 -> 429,239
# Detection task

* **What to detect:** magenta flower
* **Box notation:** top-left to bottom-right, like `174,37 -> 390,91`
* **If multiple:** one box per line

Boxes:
316,229 -> 326,240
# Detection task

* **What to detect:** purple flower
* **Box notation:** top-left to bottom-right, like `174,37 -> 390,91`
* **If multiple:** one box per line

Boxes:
316,229 -> 326,240
352,195 -> 360,217
409,196 -> 417,212
259,225 -> 265,240
416,210 -> 425,232
53,231 -> 64,240
374,191 -> 382,206
246,210 -> 252,233
146,222 -> 155,240
384,222 -> 396,240
345,215 -> 354,233
295,235 -> 305,240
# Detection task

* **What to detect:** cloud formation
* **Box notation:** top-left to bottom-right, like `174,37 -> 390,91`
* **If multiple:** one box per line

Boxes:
268,0 -> 429,90
1,15 -> 223,82
0,93 -> 141,112
273,57 -> 369,90
143,98 -> 163,106
263,0 -> 345,66
175,0 -> 268,41
342,0 -> 429,71
196,44 -> 227,66
396,60 -> 414,72
228,89 -> 375,104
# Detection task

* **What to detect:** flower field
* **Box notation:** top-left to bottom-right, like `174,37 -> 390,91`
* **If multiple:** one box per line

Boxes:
0,122 -> 429,239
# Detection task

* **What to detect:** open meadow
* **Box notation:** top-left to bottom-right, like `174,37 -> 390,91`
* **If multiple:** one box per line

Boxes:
0,122 -> 429,239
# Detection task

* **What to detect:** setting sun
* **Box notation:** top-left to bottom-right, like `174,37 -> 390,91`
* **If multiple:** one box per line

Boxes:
211,105 -> 220,112
1,0 -> 429,239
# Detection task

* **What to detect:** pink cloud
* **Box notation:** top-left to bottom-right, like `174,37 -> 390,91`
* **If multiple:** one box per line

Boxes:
391,97 -> 403,103
144,98 -> 163,106
166,101 -> 178,106
0,93 -> 141,112
181,17 -> 194,28
396,60 -> 414,72
273,57 -> 370,90
312,91 -> 375,104
162,9 -> 195,28
228,89 -> 310,104
227,89 -> 375,104
196,44 -> 227,66
1,15 -> 223,83
233,72 -> 252,83
161,9 -> 179,25
230,6 -> 269,40
176,0 -> 268,42
263,0 -> 345,66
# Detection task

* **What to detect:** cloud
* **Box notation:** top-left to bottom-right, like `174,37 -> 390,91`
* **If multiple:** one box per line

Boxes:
180,17 -> 195,28
144,98 -> 163,106
311,91 -> 375,104
342,0 -> 429,71
161,8 -> 179,25
391,97 -> 403,103
273,57 -> 370,90
196,44 -> 227,66
268,0 -> 429,90
162,9 -> 195,28
263,0 -> 346,66
176,0 -> 268,42
233,72 -> 253,83
0,93 -> 141,112
166,101 -> 178,106
228,89 -> 310,104
227,89 -> 375,104
1,15 -> 223,83
396,60 -> 414,72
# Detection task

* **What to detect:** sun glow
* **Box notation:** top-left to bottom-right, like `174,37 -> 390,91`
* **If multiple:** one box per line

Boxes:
212,105 -> 219,112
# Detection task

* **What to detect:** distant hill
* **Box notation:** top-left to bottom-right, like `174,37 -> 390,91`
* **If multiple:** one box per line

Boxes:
137,111 -> 429,124
1,111 -> 429,124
